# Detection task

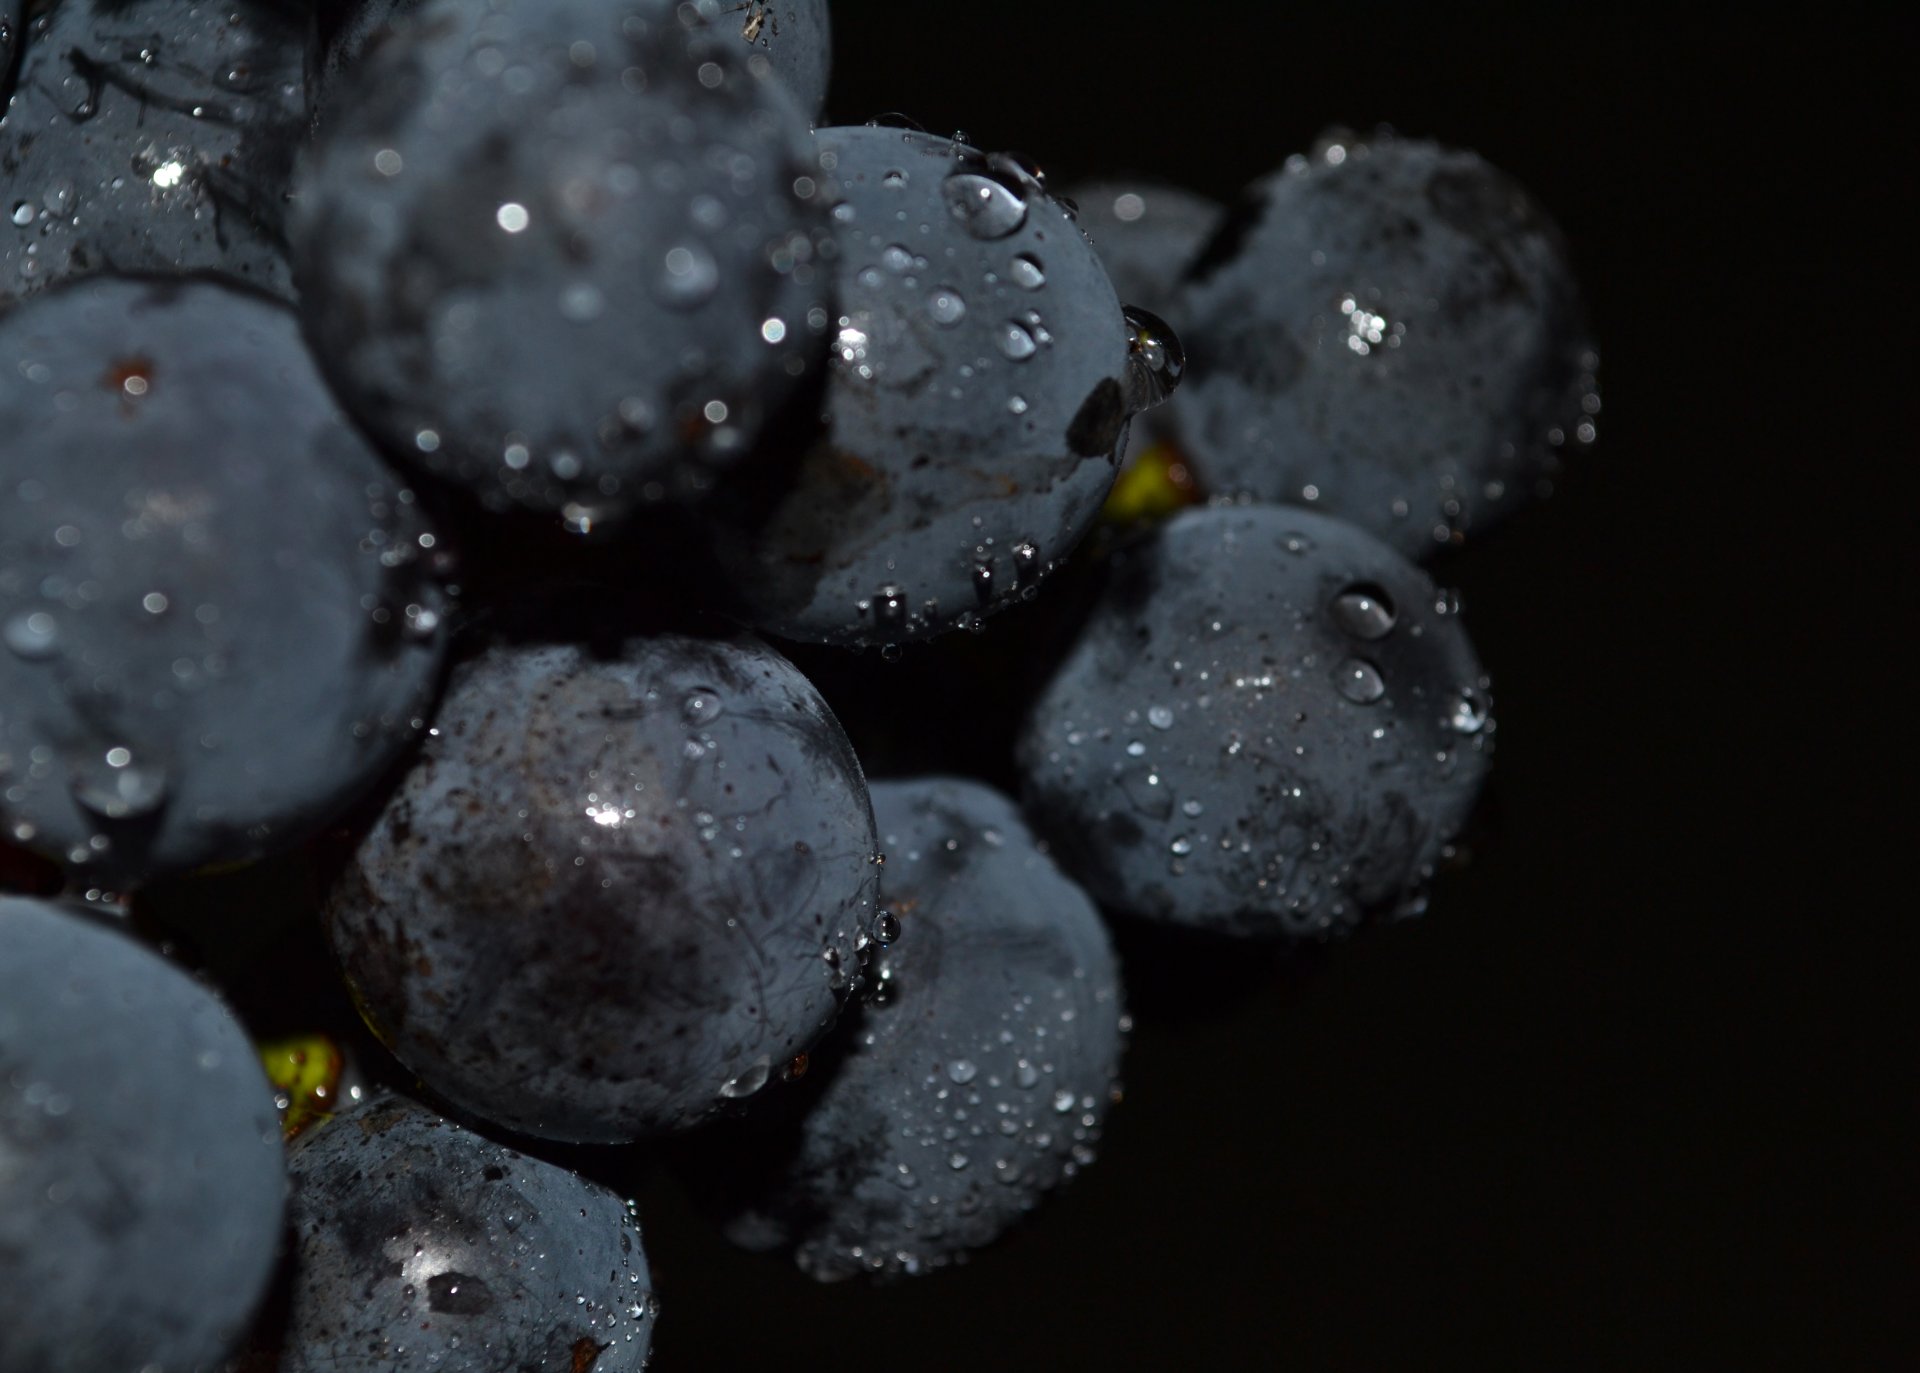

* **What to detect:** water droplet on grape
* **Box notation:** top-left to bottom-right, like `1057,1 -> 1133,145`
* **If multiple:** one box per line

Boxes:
941,172 -> 1028,239
1328,584 -> 1397,640
1333,659 -> 1386,704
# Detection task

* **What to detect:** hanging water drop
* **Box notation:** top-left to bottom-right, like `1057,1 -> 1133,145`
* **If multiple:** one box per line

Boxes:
1121,305 -> 1185,411
1445,687 -> 1489,734
717,1056 -> 772,1099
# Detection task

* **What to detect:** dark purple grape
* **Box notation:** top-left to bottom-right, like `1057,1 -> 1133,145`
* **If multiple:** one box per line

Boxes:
1172,131 -> 1599,558
703,776 -> 1126,1280
0,896 -> 286,1373
708,125 -> 1154,646
325,632 -> 880,1141
271,1092 -> 655,1371
0,0 -> 308,303
1018,504 -> 1492,939
0,276 -> 449,886
292,0 -> 832,519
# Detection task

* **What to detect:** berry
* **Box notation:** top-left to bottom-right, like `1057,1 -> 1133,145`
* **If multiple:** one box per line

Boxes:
702,776 -> 1125,1280
325,631 -> 880,1141
268,1091 -> 656,1371
0,0 -> 308,303
1171,131 -> 1599,558
0,276 -> 449,885
292,0 -> 833,518
0,896 -> 285,1373
1017,505 -> 1492,939
708,125 -> 1155,645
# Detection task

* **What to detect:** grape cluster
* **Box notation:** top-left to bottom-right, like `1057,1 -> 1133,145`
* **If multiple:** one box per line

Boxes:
0,1 -> 1594,1368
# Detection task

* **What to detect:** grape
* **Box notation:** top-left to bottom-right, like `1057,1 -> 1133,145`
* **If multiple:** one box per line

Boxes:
292,0 -> 833,519
707,125 -> 1156,645
1172,131 -> 1599,557
325,631 -> 880,1141
0,896 -> 285,1373
0,0 -> 308,303
693,776 -> 1125,1280
1018,504 -> 1492,938
267,1091 -> 656,1372
0,276 -> 448,885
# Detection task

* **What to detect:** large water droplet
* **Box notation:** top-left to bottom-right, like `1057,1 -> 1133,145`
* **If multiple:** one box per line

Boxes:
1009,253 -> 1045,290
1333,659 -> 1386,704
682,688 -> 724,725
1121,305 -> 1185,411
996,320 -> 1038,361
941,172 -> 1028,239
926,287 -> 967,327
658,243 -> 719,309
9,202 -> 33,227
1328,584 -> 1397,640
718,1056 -> 772,1099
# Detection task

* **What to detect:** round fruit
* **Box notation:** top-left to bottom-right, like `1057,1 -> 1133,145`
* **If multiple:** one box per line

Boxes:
325,631 -> 880,1141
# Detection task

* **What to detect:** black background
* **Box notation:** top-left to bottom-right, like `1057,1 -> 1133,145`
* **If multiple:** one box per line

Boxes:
630,5 -> 1909,1370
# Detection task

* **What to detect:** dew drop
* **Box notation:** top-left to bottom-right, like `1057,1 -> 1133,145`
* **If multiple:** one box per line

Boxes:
718,1056 -> 771,1099
875,911 -> 901,944
971,556 -> 995,604
874,584 -> 907,629
926,286 -> 967,327
681,688 -> 724,724
9,202 -> 32,227
996,321 -> 1038,361
1333,659 -> 1386,704
941,172 -> 1028,239
1147,705 -> 1175,731
1009,253 -> 1046,290
947,1059 -> 978,1085
880,243 -> 914,273
1445,687 -> 1489,734
1328,584 -> 1397,640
